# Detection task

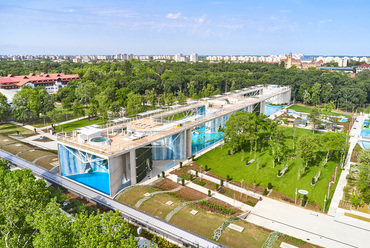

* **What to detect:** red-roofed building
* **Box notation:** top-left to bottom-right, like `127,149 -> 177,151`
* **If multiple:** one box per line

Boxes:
0,73 -> 80,92
356,64 -> 370,73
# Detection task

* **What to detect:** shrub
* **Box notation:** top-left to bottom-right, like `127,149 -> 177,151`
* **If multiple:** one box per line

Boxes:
193,180 -> 206,186
179,162 -> 182,168
226,175 -> 230,181
216,184 -> 219,191
208,190 -> 211,197
246,200 -> 256,207
162,171 -> 165,178
220,180 -> 224,187
199,200 -> 236,215
181,178 -> 185,186
228,150 -> 231,156
180,174 -> 192,181
311,177 -> 315,185
263,188 -> 268,196
196,171 -> 198,177
301,195 -> 308,207
205,165 -> 208,171
278,170 -> 281,176
267,182 -> 272,190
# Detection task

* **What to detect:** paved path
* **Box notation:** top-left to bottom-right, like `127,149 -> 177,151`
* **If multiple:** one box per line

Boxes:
328,114 -> 363,216
0,149 -> 224,248
247,197 -> 370,248
135,185 -> 183,208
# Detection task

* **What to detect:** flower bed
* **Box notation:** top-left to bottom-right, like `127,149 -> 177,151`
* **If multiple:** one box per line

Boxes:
153,178 -> 181,191
193,198 -> 242,216
167,186 -> 207,202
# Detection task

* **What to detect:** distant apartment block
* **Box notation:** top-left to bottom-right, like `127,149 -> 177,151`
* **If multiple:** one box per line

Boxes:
0,73 -> 80,92
190,53 -> 198,62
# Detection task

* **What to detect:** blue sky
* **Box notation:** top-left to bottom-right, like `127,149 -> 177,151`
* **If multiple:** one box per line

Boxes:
1,0 -> 369,55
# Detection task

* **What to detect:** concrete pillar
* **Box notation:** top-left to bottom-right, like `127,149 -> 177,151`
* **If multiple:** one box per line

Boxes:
248,105 -> 253,113
260,100 -> 265,114
129,150 -> 137,185
185,129 -> 192,158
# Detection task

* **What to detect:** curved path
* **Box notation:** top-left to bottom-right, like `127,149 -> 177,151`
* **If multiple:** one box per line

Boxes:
135,185 -> 183,208
32,154 -> 58,164
165,196 -> 211,222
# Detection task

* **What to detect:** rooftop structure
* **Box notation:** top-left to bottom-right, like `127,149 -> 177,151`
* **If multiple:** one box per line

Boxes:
57,85 -> 291,197
0,73 -> 80,91
356,64 -> 370,73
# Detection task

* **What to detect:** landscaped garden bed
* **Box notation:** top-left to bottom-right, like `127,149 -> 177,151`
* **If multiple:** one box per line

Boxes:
167,186 -> 207,202
192,197 -> 242,216
153,178 -> 181,191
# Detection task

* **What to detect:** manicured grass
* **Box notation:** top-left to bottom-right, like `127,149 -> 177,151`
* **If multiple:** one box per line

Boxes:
345,212 -> 370,222
0,123 -> 34,136
170,204 -> 227,239
116,186 -> 157,207
196,126 -> 342,207
35,156 -> 58,170
54,118 -> 104,132
288,105 -> 351,118
163,111 -> 194,121
218,220 -> 281,248
139,193 -> 181,219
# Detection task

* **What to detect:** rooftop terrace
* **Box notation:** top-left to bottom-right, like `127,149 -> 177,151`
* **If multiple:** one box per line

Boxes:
57,85 -> 290,156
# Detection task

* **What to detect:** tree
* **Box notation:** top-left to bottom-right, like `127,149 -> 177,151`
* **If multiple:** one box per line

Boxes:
47,108 -> 65,125
0,167 -> 50,248
0,92 -> 10,123
126,92 -> 142,116
297,134 -> 317,167
303,90 -> 311,105
311,83 -> 321,106
72,101 -> 85,117
308,107 -> 320,134
320,131 -> 346,164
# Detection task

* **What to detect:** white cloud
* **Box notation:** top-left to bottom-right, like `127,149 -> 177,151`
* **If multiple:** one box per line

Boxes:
195,15 -> 206,24
318,19 -> 332,24
166,12 -> 181,19
64,9 -> 76,13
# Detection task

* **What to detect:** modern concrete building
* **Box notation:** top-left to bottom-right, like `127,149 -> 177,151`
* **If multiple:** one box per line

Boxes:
57,85 -> 291,197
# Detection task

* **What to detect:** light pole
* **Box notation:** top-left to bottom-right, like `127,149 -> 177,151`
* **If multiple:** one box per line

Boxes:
295,188 -> 298,205
328,181 -> 333,198
323,195 -> 327,213
240,180 -> 244,199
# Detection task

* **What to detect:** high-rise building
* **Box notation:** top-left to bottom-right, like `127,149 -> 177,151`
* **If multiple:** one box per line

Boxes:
190,53 -> 198,62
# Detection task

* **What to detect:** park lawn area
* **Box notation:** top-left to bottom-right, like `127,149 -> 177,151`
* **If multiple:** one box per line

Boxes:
116,186 -> 158,207
35,156 -> 58,170
0,123 -> 34,136
196,126 -> 342,207
0,135 -> 18,147
139,193 -> 182,220
218,220 -> 281,248
2,143 -> 31,155
18,150 -> 57,164
170,204 -> 227,239
288,105 -> 351,118
54,118 -> 104,132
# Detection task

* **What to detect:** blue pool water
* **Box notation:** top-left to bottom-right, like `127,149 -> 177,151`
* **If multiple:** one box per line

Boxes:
340,118 -> 348,122
364,121 -> 370,126
361,129 -> 370,139
362,141 -> 370,150
264,104 -> 284,116
66,172 -> 110,195
191,130 -> 224,155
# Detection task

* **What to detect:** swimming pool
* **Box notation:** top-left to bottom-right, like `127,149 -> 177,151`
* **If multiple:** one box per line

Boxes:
89,136 -> 110,146
361,129 -> 370,139
362,141 -> 370,150
66,172 -> 110,195
340,118 -> 348,122
264,104 -> 284,116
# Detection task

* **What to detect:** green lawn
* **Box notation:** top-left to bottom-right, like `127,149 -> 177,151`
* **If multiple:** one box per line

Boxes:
196,126 -> 342,207
54,118 -> 104,132
0,123 -> 34,136
288,105 -> 351,118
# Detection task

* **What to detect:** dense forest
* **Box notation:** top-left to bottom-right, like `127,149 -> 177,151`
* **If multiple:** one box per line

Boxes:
1,59 -> 370,122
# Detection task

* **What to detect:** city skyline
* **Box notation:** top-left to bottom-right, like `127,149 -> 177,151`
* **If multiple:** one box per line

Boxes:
1,0 -> 370,55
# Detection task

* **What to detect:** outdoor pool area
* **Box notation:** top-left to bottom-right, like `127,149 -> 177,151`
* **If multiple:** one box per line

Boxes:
66,172 -> 110,195
89,136 -> 111,146
360,129 -> 370,139
362,141 -> 370,150
340,117 -> 348,122
264,104 -> 284,116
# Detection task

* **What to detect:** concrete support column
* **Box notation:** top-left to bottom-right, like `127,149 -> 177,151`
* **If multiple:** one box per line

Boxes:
129,150 -> 137,185
248,105 -> 253,113
260,100 -> 265,114
185,129 -> 192,158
